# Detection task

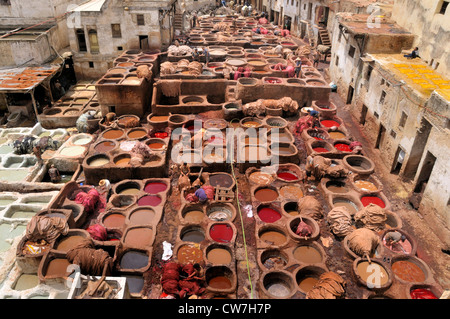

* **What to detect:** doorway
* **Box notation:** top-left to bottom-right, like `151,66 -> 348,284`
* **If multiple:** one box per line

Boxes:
403,118 -> 432,180
375,124 -> 386,149
409,151 -> 436,209
346,85 -> 354,104
139,35 -> 149,50
360,104 -> 368,125
391,146 -> 405,174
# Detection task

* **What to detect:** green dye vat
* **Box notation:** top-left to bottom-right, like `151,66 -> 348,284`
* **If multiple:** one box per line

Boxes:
0,170 -> 29,182
8,210 -> 37,219
0,198 -> 16,205
14,274 -> 39,291
0,145 -> 13,154
0,223 -> 26,252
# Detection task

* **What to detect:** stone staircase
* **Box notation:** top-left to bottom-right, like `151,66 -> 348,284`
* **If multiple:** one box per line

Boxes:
318,26 -> 331,47
174,13 -> 183,34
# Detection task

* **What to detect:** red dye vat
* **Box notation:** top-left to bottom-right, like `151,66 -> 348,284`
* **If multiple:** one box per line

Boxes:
313,136 -> 323,140
334,143 -> 352,152
277,172 -> 298,181
320,120 -> 340,128
410,288 -> 438,299
258,207 -> 282,223
151,131 -> 168,139
144,182 -> 167,194
138,195 -> 162,207
313,147 -> 329,153
210,224 -> 234,243
361,196 -> 385,208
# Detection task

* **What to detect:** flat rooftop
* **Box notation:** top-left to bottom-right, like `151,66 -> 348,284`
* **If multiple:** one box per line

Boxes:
339,14 -> 411,36
370,53 -> 450,101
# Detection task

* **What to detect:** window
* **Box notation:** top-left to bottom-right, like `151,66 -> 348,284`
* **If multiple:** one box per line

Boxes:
137,14 -> 145,26
76,29 -> 87,52
89,61 -> 94,68
366,65 -> 373,81
88,29 -> 99,53
0,0 -> 11,5
379,90 -> 386,104
438,1 -> 449,14
111,24 -> 122,38
335,55 -> 339,66
399,111 -> 408,128
348,45 -> 356,58
117,46 -> 123,51
390,130 -> 397,138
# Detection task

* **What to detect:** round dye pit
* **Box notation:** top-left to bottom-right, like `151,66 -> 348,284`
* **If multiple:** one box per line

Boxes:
209,173 -> 234,188
206,245 -> 232,264
326,180 -> 350,194
60,146 -> 86,157
392,259 -> 426,283
127,129 -> 148,140
354,180 -> 379,192
279,185 -> 303,200
313,146 -> 331,153
320,119 -> 340,128
293,245 -> 323,264
150,131 -> 169,139
114,154 -> 131,166
295,266 -> 326,294
95,140 -> 116,152
261,249 -> 288,270
181,226 -> 205,243
87,155 -> 110,167
182,208 -> 204,223
334,143 -> 352,152
257,207 -> 282,223
209,223 -> 234,243
333,198 -> 359,215
103,213 -> 126,228
177,244 -> 204,264
118,116 -> 139,128
45,258 -> 71,278
242,120 -> 262,128
283,202 -> 299,216
263,271 -> 295,298
248,171 -> 274,185
119,250 -> 149,270
137,195 -> 162,207
355,260 -> 390,288
102,129 -> 124,139
382,233 -> 413,254
328,131 -> 346,139
207,204 -> 233,221
205,266 -> 235,291
128,208 -> 156,225
259,228 -> 287,246
149,115 -> 169,122
361,196 -> 385,208
147,141 -> 166,150
144,181 -> 167,194
54,235 -> 86,252
123,227 -> 154,247
254,187 -> 278,202
277,171 -> 299,181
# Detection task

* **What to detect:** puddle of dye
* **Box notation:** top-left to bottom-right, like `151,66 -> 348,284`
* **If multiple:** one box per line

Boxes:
144,182 -> 167,194
95,141 -> 116,152
354,180 -> 378,192
260,231 -> 286,245
298,277 -> 318,292
335,143 -> 352,152
89,157 -> 109,167
277,171 -> 298,181
115,157 -> 130,166
258,207 -> 282,223
184,210 -> 204,223
148,142 -> 165,150
361,196 -> 385,208
177,245 -> 204,264
128,130 -> 147,139
254,188 -> 278,202
356,261 -> 390,286
313,147 -> 330,153
150,131 -> 168,139
102,129 -> 123,139
279,186 -> 303,199
209,174 -> 233,188
249,171 -> 274,184
392,260 -> 426,282
210,224 -> 234,243
181,229 -> 205,243
103,213 -> 126,228
137,195 -> 162,207
209,276 -> 232,289
293,246 -> 322,263
46,258 -> 71,277
129,209 -> 155,225
321,120 -> 340,128
383,237 -> 412,254
266,281 -> 290,297
328,131 -> 346,139
14,274 -> 39,291
120,251 -> 149,269
124,228 -> 153,247
207,248 -> 232,264
55,235 -> 86,252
